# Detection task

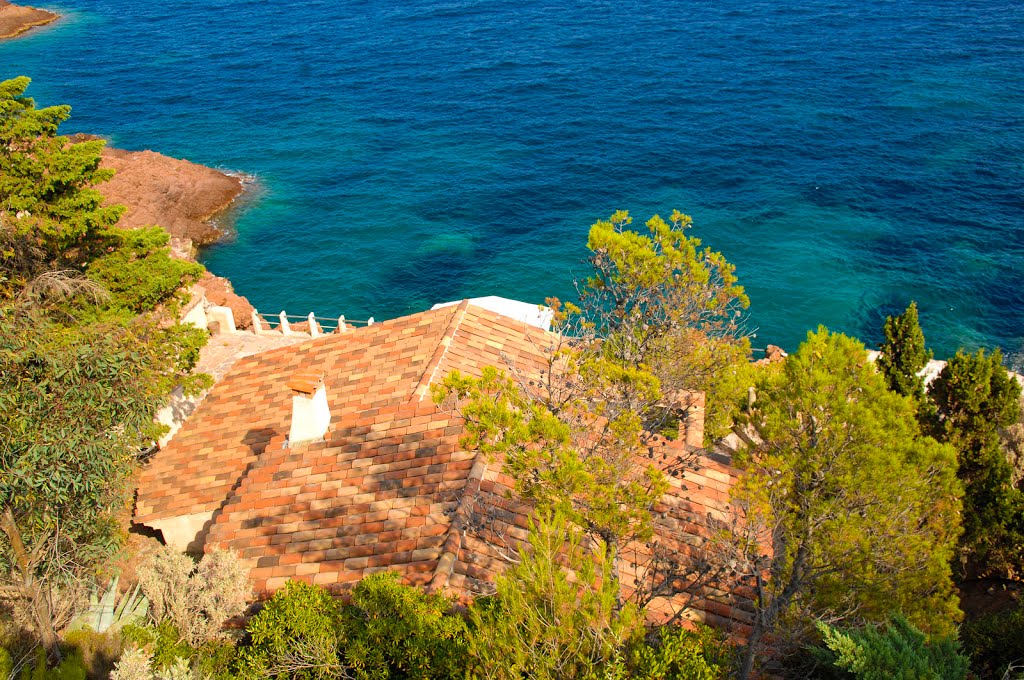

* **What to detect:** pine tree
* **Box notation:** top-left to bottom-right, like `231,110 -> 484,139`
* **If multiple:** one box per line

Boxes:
732,328 -> 962,678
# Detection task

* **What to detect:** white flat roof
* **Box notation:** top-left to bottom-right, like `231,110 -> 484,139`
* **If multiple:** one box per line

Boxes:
431,296 -> 554,331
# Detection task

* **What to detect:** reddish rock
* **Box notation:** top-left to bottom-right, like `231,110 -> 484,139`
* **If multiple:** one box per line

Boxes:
201,272 -> 254,330
96,146 -> 244,246
0,1 -> 58,39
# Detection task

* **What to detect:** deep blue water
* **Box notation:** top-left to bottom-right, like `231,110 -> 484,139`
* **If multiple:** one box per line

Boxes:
3,0 -> 1023,357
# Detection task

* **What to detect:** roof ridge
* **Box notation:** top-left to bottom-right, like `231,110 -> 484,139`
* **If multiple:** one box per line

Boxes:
412,299 -> 470,402
428,453 -> 490,592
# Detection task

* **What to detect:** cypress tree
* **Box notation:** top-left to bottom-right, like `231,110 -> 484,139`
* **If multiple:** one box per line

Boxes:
928,348 -> 1024,578
878,301 -> 932,401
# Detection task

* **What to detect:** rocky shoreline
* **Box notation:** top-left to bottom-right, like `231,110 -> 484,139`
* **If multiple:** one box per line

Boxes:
0,0 -> 57,39
94,143 -> 258,329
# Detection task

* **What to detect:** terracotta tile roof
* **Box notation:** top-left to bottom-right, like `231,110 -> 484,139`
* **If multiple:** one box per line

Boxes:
136,301 -> 550,524
135,300 -> 752,633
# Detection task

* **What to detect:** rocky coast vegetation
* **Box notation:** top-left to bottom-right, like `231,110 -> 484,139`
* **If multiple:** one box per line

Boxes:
1,75 -> 1023,680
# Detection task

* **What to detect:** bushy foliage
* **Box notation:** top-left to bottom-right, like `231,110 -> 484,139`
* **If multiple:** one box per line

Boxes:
86,227 -> 203,317
341,571 -> 468,679
0,77 -> 123,268
930,348 -> 1021,453
625,625 -> 731,680
236,580 -> 343,680
15,647 -> 88,680
928,348 -> 1024,578
136,547 -> 248,648
811,615 -> 969,680
237,574 -> 469,680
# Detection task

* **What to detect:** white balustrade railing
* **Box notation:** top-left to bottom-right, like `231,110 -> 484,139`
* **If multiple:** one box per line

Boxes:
250,309 -> 375,337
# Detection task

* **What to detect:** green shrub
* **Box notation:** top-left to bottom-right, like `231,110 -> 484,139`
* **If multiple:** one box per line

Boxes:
625,625 -> 731,680
148,622 -> 192,673
62,629 -> 124,679
44,651 -> 88,680
191,640 -> 237,680
86,227 -> 203,316
114,621 -> 236,680
235,580 -> 344,680
812,615 -> 969,680
17,647 -> 87,680
341,571 -> 469,680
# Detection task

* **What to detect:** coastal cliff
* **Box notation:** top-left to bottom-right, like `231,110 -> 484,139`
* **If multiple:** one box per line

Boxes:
98,146 -> 245,248
0,1 -> 57,39
95,144 -> 257,328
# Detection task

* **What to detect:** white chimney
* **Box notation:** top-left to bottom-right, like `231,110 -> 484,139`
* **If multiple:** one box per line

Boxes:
288,372 -> 330,444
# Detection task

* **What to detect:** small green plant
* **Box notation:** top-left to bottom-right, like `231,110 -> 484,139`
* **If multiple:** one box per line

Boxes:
341,571 -> 469,679
811,615 -> 969,680
625,625 -> 730,680
17,647 -> 87,680
235,580 -> 344,680
86,227 -> 203,317
1,647 -> 12,679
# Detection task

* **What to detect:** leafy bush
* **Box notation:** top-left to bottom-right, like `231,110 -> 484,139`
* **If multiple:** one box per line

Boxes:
237,574 -> 470,680
236,580 -> 344,680
116,620 -> 236,680
86,227 -> 203,317
625,625 -> 730,680
341,571 -> 469,679
61,628 -> 125,680
136,547 -> 248,648
811,615 -> 969,680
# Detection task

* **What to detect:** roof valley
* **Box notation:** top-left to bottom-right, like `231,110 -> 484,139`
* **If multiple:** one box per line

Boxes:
412,299 -> 470,402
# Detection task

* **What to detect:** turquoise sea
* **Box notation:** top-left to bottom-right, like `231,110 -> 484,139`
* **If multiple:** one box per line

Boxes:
2,0 -> 1022,357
